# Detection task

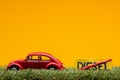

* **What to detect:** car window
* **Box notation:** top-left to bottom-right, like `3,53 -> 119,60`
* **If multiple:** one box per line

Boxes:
27,55 -> 39,61
40,56 -> 50,61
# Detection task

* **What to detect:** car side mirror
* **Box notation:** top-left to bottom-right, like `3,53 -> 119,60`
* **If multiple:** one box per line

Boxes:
25,58 -> 27,61
25,57 -> 28,61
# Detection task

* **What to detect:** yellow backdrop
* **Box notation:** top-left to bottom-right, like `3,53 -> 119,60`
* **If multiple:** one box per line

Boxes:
0,0 -> 120,67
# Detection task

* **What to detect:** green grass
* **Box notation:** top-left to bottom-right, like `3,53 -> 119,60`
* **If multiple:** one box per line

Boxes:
0,67 -> 120,80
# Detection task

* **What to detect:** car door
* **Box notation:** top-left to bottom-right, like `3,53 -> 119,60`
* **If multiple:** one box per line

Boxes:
38,55 -> 51,69
25,55 -> 39,69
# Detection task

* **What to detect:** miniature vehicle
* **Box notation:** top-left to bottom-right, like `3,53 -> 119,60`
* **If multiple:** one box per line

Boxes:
7,52 -> 64,70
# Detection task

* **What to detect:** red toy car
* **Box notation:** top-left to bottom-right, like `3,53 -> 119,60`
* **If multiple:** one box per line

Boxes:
7,52 -> 64,70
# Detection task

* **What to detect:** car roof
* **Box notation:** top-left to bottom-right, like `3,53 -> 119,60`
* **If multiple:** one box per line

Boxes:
27,52 -> 53,57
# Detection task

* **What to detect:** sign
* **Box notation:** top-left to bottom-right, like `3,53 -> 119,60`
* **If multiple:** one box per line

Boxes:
74,59 -> 112,70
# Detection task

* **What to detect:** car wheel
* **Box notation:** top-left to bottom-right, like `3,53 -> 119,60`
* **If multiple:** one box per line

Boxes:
10,66 -> 19,70
47,66 -> 58,70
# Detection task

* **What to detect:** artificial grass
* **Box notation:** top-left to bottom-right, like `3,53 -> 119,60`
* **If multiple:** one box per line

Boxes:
0,67 -> 120,80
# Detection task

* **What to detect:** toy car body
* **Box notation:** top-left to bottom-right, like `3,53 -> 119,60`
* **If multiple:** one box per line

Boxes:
7,52 -> 64,70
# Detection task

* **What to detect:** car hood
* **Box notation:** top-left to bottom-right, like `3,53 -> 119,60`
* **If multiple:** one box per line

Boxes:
9,59 -> 25,64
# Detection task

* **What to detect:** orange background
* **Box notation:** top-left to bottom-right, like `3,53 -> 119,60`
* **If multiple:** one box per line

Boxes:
0,0 -> 120,67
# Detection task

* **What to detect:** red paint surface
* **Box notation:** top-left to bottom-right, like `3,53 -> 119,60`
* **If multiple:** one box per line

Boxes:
7,52 -> 64,70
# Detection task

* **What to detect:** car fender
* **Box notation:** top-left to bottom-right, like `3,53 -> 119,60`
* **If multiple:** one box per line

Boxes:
46,62 -> 60,69
8,63 -> 23,69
